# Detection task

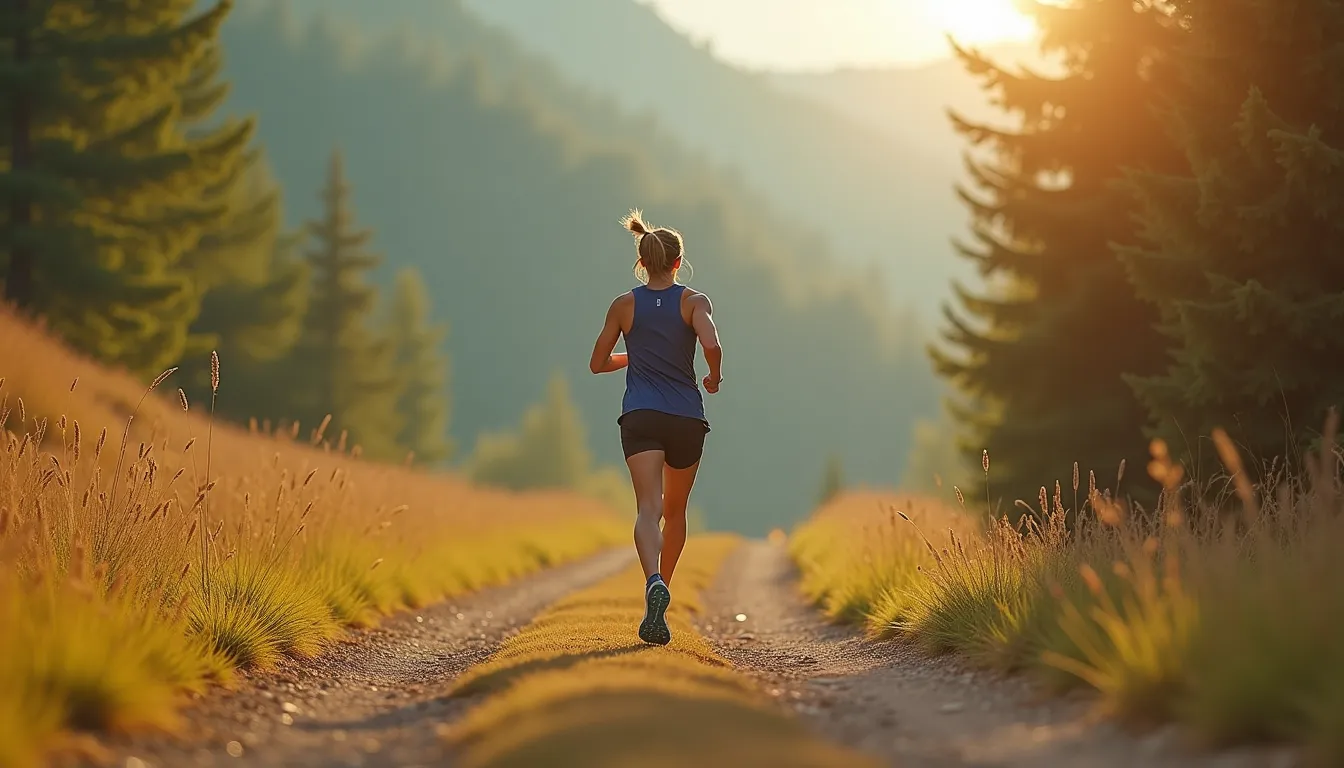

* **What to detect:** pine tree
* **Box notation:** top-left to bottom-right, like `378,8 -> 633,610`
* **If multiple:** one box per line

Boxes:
0,0 -> 255,376
173,147 -> 307,412
468,373 -> 592,491
165,26 -> 307,422
386,267 -> 453,465
286,148 -> 401,460
816,454 -> 845,507
898,416 -> 963,495
930,0 -> 1183,510
1119,0 -> 1344,471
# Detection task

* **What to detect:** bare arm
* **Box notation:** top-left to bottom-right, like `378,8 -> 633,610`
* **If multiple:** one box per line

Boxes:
589,295 -> 630,374
688,293 -> 723,393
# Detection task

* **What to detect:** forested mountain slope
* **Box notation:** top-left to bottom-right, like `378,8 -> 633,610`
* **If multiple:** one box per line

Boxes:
237,0 -> 971,318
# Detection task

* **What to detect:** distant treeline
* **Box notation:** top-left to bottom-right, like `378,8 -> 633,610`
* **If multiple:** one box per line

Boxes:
936,0 -> 1344,508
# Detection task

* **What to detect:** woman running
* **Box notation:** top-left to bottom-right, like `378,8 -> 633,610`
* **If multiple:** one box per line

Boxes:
589,209 -> 723,646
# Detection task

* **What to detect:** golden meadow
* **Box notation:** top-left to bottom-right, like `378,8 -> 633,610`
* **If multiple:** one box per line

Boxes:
0,309 -> 624,766
792,435 -> 1344,765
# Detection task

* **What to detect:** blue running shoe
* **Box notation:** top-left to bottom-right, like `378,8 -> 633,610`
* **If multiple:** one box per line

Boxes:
639,578 -> 671,645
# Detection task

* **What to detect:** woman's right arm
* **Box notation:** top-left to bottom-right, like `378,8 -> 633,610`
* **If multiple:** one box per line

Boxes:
689,293 -> 722,393
590,294 -> 631,374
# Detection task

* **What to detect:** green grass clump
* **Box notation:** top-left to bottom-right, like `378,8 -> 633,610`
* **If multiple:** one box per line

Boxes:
0,575 -> 228,765
791,427 -> 1344,765
444,535 -> 878,768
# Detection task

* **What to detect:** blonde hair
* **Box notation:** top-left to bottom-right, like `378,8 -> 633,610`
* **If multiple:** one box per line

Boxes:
620,208 -> 691,284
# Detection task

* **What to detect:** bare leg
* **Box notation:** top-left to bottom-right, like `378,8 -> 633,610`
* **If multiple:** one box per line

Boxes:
625,450 -> 666,580
660,461 -> 700,586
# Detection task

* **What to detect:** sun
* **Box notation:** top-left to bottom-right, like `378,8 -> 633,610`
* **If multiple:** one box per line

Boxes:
927,0 -> 1036,45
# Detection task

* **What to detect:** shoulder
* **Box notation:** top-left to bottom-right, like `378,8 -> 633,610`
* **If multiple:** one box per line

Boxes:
609,291 -> 635,312
681,287 -> 712,312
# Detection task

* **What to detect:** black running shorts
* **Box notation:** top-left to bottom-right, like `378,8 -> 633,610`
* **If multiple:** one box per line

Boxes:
618,409 -> 709,470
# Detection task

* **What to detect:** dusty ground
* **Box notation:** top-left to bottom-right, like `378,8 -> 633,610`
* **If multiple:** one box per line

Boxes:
92,549 -> 632,768
697,539 -> 1301,768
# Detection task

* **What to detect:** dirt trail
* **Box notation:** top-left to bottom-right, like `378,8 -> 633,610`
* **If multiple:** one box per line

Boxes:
97,548 -> 632,768
697,540 -> 1299,768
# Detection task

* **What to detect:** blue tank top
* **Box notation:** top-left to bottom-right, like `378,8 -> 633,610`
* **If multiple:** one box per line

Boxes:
620,284 -> 708,426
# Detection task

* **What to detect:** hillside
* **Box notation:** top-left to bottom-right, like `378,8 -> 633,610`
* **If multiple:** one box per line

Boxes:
766,41 -> 1054,165
245,0 -> 973,320
0,305 -> 626,766
214,3 -> 942,534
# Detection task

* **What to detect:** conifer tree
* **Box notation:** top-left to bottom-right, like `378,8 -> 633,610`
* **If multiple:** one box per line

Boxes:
182,165 -> 308,425
167,28 -> 307,421
468,374 -> 592,491
816,455 -> 845,507
931,0 -> 1182,509
1119,0 -> 1344,470
0,0 -> 254,375
286,149 -> 401,460
386,267 -> 453,465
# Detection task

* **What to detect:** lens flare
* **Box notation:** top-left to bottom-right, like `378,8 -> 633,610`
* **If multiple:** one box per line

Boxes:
928,0 -> 1036,44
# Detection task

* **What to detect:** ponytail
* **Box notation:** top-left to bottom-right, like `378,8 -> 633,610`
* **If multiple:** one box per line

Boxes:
620,208 -> 688,283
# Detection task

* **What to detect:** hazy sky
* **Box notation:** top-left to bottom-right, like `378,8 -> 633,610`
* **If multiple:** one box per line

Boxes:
639,0 -> 1038,71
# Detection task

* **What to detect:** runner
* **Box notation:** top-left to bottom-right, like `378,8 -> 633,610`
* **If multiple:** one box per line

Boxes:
589,209 -> 724,646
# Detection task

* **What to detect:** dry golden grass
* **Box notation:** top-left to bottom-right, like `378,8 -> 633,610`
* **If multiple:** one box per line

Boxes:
791,427 -> 1344,766
442,534 -> 876,768
0,309 -> 625,767
789,491 -> 981,630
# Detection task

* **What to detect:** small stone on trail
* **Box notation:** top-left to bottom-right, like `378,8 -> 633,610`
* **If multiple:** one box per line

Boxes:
281,701 -> 299,713
455,612 -> 465,620
940,702 -> 965,714
739,632 -> 756,641
735,613 -> 747,622
225,740 -> 244,757
281,713 -> 293,725
416,615 -> 424,623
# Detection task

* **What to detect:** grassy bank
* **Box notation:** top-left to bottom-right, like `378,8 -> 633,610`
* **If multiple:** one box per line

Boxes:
0,312 -> 625,767
442,534 -> 875,768
790,434 -> 1344,765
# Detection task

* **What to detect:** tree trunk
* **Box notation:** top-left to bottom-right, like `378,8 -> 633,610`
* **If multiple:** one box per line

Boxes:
6,0 -> 34,310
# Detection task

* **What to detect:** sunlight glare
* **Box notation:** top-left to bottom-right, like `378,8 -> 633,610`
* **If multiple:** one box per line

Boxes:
928,0 -> 1036,44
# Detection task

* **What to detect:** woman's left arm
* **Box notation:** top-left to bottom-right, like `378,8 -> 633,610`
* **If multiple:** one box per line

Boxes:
589,295 -> 630,374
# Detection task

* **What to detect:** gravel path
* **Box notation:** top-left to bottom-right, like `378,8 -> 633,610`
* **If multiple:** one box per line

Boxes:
697,539 -> 1299,768
98,548 -> 632,768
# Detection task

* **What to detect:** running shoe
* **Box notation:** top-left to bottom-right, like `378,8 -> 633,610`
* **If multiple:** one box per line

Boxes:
639,578 -> 672,645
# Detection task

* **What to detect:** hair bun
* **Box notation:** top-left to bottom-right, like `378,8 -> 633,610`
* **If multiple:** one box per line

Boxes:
620,208 -> 649,236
